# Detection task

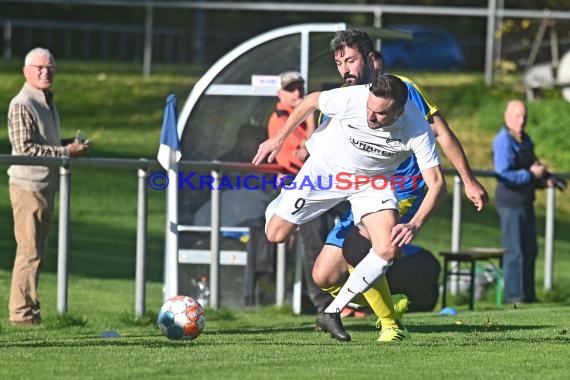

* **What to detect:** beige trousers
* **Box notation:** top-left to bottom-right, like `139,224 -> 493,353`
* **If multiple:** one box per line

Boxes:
8,184 -> 55,323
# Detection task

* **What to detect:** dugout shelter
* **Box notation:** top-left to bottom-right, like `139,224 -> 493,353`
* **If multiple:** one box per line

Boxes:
163,23 -> 411,309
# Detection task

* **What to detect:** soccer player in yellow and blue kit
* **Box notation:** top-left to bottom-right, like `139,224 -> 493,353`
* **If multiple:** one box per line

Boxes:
311,29 -> 489,342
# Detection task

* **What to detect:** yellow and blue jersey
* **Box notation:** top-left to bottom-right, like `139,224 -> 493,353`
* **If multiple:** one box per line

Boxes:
393,74 -> 438,197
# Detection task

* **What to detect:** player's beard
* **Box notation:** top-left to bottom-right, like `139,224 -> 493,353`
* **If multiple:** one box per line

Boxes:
343,63 -> 374,87
367,120 -> 384,130
343,73 -> 359,86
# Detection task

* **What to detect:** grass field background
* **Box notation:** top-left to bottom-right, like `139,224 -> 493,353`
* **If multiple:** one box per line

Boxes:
0,61 -> 569,378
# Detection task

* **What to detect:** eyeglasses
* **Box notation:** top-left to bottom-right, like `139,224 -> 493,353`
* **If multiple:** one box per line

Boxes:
27,65 -> 56,72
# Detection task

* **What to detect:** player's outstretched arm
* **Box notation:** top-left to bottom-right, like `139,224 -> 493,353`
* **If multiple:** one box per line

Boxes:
252,92 -> 321,165
391,165 -> 447,247
430,112 -> 489,211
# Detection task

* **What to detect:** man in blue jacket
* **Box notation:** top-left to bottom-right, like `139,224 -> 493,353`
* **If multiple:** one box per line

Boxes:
493,99 -> 553,303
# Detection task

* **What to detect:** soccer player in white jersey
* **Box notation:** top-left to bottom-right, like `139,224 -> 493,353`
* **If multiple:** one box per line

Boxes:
252,74 -> 447,341
313,29 -> 487,343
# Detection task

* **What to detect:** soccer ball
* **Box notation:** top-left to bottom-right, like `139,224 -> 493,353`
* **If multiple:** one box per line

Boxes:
157,295 -> 206,340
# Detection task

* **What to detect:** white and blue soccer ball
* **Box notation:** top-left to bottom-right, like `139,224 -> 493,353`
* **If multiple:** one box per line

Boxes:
157,295 -> 206,340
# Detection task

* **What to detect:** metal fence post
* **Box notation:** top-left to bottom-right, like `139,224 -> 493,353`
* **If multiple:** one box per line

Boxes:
451,175 -> 463,252
275,242 -> 286,307
544,186 -> 556,290
209,169 -> 221,309
484,0 -> 497,86
57,160 -> 71,314
292,239 -> 303,315
3,20 -> 12,59
163,159 -> 179,301
450,175 -> 462,295
143,3 -> 154,77
135,165 -> 148,316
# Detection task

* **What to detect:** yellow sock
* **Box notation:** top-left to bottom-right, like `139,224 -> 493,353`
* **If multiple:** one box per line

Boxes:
322,283 -> 368,306
362,276 -> 398,329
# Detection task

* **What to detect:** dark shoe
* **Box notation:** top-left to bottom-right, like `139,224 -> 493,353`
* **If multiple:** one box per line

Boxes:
316,311 -> 351,342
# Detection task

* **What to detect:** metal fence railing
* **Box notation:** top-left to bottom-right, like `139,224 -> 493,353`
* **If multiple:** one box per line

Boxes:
0,155 -> 565,314
0,17 -> 184,63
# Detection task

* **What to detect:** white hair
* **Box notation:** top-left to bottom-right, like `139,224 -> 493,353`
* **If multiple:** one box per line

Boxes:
24,47 -> 55,66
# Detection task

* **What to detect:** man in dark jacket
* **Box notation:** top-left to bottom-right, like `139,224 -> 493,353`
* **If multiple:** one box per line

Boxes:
492,99 -> 553,304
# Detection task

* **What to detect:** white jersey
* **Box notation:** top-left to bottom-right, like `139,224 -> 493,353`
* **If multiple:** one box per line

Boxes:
306,84 -> 440,179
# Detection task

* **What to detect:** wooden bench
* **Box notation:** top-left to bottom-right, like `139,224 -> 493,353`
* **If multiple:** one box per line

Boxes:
439,248 -> 506,310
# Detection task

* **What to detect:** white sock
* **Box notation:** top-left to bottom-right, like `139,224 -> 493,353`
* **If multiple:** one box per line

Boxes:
324,249 -> 392,313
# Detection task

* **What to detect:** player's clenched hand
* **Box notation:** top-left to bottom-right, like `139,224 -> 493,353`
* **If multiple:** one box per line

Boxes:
391,223 -> 418,247
464,179 -> 488,212
252,138 -> 282,165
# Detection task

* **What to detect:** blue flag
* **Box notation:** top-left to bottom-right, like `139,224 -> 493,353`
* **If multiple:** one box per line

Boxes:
157,94 -> 181,170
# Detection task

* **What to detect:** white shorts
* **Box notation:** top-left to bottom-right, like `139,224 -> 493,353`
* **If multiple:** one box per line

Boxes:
265,160 -> 398,227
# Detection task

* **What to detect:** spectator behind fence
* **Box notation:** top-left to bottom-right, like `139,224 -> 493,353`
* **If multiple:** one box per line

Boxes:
7,47 -> 88,326
267,71 -> 314,173
492,99 -> 553,304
